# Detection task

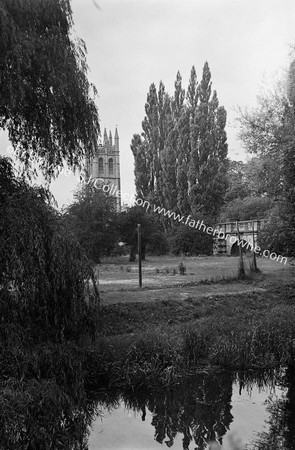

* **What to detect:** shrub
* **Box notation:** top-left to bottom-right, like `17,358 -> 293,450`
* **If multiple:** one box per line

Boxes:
178,262 -> 187,275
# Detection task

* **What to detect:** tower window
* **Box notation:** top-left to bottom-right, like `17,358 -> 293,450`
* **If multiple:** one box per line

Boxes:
109,158 -> 114,175
98,158 -> 104,173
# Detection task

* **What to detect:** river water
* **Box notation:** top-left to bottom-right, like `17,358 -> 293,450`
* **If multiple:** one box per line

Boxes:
87,368 -> 295,450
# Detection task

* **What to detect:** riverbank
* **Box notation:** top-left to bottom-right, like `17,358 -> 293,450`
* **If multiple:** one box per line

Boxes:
2,263 -> 294,448
85,267 -> 295,390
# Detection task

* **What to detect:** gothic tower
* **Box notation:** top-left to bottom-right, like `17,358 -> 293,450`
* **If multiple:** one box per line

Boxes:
85,127 -> 121,211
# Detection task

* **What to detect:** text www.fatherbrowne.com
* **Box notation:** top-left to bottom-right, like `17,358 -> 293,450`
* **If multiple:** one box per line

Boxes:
152,204 -> 287,264
82,177 -> 288,265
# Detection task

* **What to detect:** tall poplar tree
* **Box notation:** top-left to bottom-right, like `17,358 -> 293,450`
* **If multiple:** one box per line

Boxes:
176,69 -> 194,215
161,72 -> 184,211
132,81 -> 171,205
131,134 -> 150,199
132,62 -> 228,223
188,62 -> 228,218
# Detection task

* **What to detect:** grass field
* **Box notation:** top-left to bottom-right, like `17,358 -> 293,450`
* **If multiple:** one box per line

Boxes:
84,256 -> 295,392
98,254 -> 290,292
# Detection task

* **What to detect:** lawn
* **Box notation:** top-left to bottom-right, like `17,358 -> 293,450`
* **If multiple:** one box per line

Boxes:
85,262 -> 295,393
97,254 -> 290,292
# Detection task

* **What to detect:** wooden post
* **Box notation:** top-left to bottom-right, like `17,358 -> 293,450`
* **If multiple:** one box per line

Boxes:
236,221 -> 245,276
252,220 -> 258,271
137,224 -> 142,288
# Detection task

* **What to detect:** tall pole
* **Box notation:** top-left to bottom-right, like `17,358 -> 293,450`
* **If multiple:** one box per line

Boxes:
236,221 -> 245,276
252,220 -> 258,271
137,224 -> 142,288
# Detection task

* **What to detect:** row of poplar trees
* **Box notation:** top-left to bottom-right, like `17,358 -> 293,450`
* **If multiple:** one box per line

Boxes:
131,62 -> 228,223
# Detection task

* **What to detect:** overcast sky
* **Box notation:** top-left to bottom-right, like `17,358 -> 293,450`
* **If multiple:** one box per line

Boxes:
1,0 -> 295,207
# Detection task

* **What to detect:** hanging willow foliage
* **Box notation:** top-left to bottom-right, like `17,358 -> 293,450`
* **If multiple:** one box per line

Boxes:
0,0 -> 100,179
0,157 -> 99,340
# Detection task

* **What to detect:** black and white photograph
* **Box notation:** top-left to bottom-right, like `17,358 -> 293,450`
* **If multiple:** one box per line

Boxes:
1,0 -> 295,449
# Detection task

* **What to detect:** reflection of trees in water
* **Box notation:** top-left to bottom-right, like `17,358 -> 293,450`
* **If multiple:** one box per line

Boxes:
146,371 -> 234,449
90,368 -> 295,450
93,371 -> 234,450
250,366 -> 295,450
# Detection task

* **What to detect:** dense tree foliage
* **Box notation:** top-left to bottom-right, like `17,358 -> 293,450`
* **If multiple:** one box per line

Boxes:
131,63 -> 228,223
0,0 -> 99,179
64,184 -> 117,263
221,159 -> 273,221
168,223 -> 212,256
117,206 -> 167,261
224,160 -> 251,202
0,1 -> 101,446
0,157 -> 99,339
238,62 -> 295,255
220,196 -> 272,222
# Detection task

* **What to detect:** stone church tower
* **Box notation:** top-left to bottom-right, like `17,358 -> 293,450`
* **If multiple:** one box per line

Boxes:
85,127 -> 121,211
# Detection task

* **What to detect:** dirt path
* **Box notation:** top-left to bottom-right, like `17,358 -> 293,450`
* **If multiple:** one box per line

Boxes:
100,282 -> 266,306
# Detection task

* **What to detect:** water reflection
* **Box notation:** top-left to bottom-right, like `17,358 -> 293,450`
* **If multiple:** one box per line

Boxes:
250,366 -> 295,450
147,371 -> 234,449
88,368 -> 295,450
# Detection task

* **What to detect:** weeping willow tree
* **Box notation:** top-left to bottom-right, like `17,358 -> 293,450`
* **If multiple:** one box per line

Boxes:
0,0 -> 100,334
0,1 -> 101,447
0,156 -> 99,339
0,0 -> 100,179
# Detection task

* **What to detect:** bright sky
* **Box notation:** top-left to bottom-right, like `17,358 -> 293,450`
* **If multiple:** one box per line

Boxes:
1,0 -> 295,208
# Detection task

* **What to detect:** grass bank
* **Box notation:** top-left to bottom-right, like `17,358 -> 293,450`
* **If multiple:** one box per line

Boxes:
85,269 -> 295,390
2,267 -> 295,448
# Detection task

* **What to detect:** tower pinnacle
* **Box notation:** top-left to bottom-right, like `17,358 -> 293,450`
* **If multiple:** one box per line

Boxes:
114,127 -> 119,151
103,128 -> 109,145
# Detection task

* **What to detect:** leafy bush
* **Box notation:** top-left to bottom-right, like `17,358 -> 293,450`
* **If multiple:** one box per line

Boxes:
168,224 -> 213,256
